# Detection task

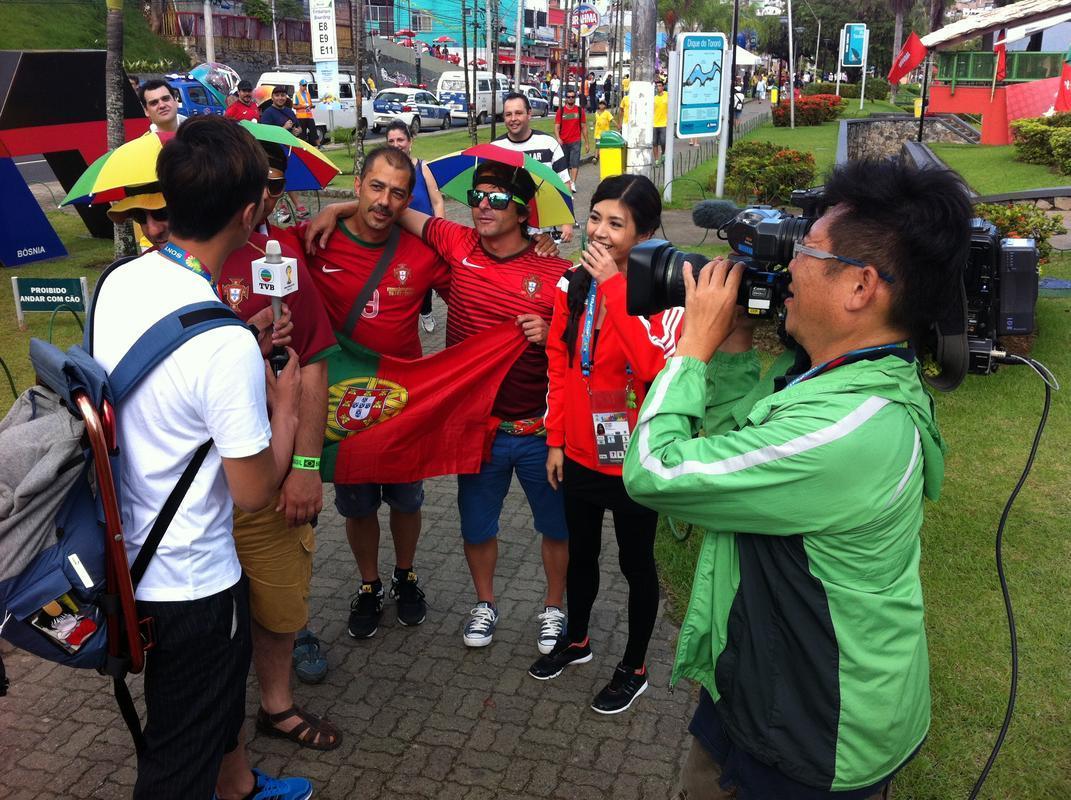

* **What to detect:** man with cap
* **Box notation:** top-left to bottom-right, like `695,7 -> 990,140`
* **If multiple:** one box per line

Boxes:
107,190 -> 171,250
305,160 -> 573,656
259,85 -> 310,221
225,80 -> 261,122
216,143 -> 341,750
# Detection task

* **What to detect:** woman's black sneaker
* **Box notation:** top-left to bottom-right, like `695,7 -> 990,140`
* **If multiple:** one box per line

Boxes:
528,638 -> 592,680
591,664 -> 648,714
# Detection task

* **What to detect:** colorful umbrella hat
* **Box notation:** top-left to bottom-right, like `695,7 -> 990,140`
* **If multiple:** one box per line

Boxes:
238,121 -> 341,191
427,143 -> 575,229
61,131 -> 174,206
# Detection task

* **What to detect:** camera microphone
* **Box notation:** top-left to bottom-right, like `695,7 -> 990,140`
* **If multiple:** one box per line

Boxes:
692,199 -> 742,230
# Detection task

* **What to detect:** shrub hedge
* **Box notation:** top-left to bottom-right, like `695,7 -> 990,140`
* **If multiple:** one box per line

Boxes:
771,94 -> 844,127
974,202 -> 1067,264
722,140 -> 817,205
1010,113 -> 1071,170
801,79 -> 890,101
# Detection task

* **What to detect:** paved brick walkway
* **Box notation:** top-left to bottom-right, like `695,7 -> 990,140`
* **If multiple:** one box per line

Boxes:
0,283 -> 697,799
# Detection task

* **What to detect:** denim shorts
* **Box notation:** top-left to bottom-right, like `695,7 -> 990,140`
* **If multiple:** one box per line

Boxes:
653,126 -> 667,147
562,139 -> 582,169
334,481 -> 425,518
457,432 -> 568,545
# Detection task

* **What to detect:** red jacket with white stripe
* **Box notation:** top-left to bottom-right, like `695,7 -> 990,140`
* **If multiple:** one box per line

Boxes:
545,268 -> 683,476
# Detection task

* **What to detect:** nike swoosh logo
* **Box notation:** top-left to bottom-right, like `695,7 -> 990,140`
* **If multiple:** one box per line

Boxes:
461,257 -> 484,269
321,266 -> 343,273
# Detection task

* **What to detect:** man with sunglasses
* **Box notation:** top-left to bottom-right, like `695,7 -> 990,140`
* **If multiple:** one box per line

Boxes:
214,146 -> 340,751
623,160 -> 974,800
107,192 -> 172,250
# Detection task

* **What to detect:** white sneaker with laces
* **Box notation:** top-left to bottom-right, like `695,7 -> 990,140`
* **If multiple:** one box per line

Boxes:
536,606 -> 567,655
420,313 -> 436,333
463,602 -> 498,647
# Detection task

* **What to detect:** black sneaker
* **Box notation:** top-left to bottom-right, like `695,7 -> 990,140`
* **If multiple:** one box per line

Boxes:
347,582 -> 383,639
528,638 -> 592,680
390,571 -> 427,627
591,663 -> 648,714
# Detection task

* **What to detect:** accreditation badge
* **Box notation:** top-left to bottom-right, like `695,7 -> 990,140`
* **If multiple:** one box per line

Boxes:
590,389 -> 632,466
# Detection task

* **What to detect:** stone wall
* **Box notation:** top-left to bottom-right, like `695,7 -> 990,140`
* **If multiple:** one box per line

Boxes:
846,118 -> 966,161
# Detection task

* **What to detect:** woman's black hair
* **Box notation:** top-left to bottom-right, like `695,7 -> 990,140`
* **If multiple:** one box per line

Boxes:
562,175 -> 661,363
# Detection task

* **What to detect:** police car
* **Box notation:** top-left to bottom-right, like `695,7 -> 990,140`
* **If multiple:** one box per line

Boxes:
372,88 -> 451,133
518,85 -> 550,117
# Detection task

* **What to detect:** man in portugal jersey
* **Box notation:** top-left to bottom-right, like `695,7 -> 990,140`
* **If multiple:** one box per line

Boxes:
294,146 -> 451,642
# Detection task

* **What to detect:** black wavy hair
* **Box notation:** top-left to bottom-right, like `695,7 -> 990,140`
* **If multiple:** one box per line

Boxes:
817,159 -> 973,338
157,116 -> 267,241
562,174 -> 662,362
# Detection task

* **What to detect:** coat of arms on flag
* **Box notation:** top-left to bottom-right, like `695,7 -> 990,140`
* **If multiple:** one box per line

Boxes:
327,378 -> 408,440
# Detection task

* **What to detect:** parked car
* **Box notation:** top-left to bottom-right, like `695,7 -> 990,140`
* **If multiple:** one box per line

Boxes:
518,84 -> 550,117
372,87 -> 452,133
437,71 -> 510,123
256,68 -> 374,142
165,73 -> 226,117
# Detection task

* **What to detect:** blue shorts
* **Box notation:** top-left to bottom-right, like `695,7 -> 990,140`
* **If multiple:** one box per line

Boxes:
457,432 -> 568,545
334,481 -> 424,518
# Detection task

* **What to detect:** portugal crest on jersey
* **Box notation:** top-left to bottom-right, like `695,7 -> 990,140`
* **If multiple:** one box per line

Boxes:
326,377 -> 409,440
220,278 -> 249,311
522,274 -> 542,299
394,263 -> 410,285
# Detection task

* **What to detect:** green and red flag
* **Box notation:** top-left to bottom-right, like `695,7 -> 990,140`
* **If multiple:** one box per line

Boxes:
321,321 -> 529,484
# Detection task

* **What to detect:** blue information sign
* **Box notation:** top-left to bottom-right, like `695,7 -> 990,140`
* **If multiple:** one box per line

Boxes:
676,33 -> 726,139
843,23 -> 866,68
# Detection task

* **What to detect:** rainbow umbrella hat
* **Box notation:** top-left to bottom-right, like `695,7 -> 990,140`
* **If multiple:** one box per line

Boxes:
61,131 -> 173,206
428,144 -> 575,229
238,121 -> 340,191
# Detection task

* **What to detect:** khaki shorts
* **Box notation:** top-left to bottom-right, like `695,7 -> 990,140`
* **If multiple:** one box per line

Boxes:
232,496 -> 314,634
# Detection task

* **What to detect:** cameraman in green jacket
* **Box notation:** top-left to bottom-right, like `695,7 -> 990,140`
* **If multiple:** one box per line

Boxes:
623,160 -> 973,799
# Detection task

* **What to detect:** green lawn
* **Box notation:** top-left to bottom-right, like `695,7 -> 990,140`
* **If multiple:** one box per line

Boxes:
654,251 -> 1071,799
930,143 -> 1067,196
0,2 -> 189,69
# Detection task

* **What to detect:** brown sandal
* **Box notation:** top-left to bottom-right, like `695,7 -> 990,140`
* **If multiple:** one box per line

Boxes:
255,705 -> 342,751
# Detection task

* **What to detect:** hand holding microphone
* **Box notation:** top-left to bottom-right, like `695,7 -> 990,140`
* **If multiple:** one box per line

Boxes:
251,240 -> 299,375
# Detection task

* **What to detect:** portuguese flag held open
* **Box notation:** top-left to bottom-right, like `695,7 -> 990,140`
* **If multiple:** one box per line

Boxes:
321,321 -> 529,484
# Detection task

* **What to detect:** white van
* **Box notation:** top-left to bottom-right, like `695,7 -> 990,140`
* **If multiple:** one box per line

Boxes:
256,68 -> 375,141
437,71 -> 511,124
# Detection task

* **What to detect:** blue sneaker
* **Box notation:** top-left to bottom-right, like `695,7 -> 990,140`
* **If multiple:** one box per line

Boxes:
248,769 -> 313,800
292,629 -> 328,684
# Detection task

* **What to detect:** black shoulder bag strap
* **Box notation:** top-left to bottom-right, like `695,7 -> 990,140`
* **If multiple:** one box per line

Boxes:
341,225 -> 401,336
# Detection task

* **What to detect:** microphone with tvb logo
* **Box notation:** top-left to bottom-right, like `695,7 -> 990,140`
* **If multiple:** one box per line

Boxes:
251,239 -> 298,375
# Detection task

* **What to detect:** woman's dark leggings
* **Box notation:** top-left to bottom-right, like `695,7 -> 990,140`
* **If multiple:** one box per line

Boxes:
562,456 -> 659,670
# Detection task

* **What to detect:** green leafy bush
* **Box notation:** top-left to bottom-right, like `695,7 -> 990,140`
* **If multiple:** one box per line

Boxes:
723,141 -> 817,205
1049,128 -> 1071,174
802,79 -> 889,100
974,201 -> 1066,264
331,126 -> 356,159
1011,119 -> 1054,165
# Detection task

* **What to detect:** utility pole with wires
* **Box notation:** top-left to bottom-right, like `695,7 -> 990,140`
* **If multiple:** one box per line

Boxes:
491,2 -> 500,139
351,0 -> 366,168
514,0 -> 523,89
462,0 -> 477,144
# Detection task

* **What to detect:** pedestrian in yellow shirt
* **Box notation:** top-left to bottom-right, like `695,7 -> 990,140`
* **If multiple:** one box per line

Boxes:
593,100 -> 614,161
619,93 -> 629,126
653,79 -> 668,162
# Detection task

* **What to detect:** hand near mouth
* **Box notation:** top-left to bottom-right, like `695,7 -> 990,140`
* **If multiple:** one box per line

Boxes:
579,240 -> 620,284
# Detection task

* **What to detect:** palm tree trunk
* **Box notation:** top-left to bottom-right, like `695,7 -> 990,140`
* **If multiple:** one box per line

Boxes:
891,11 -> 904,102
352,0 -> 366,172
106,0 -> 137,258
149,0 -> 164,34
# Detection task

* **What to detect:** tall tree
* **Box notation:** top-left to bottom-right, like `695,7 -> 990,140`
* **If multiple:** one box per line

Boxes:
149,0 -> 164,34
351,0 -> 366,171
106,0 -> 136,258
888,0 -> 915,100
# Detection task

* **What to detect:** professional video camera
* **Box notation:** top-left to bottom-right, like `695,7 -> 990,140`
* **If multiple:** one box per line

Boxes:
625,191 -> 1040,391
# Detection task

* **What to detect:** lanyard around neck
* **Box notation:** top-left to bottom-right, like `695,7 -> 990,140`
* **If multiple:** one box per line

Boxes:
159,242 -> 213,286
580,279 -> 598,378
787,343 -> 911,387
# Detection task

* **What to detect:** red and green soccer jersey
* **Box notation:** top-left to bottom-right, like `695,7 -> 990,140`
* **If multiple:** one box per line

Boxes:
555,104 -> 586,143
218,226 -> 337,365
423,216 -> 571,421
291,221 -> 451,360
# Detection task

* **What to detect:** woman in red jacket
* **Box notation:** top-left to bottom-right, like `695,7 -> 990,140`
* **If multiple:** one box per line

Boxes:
529,174 -> 682,714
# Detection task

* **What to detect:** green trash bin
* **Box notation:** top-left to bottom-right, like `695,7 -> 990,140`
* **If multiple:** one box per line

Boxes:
597,131 -> 627,179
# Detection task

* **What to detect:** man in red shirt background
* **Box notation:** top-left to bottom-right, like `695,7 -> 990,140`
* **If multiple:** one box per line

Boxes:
554,88 -> 591,192
225,80 -> 261,122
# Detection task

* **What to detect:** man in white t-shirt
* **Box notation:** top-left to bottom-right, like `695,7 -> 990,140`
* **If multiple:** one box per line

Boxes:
91,116 -> 310,800
138,79 -> 188,134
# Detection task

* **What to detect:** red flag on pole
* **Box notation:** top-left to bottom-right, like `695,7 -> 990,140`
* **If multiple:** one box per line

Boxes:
888,32 -> 927,85
994,29 -> 1007,82
1055,46 -> 1071,113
